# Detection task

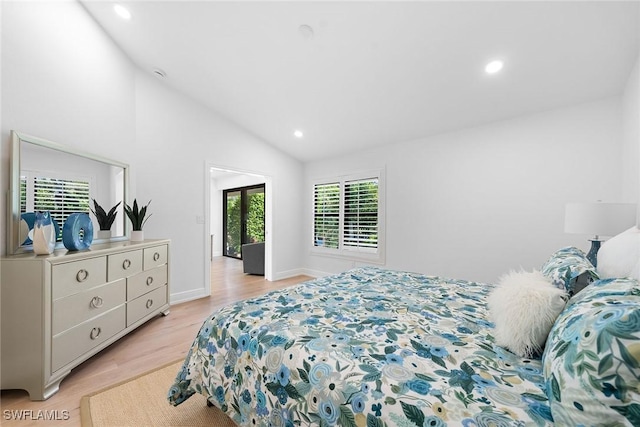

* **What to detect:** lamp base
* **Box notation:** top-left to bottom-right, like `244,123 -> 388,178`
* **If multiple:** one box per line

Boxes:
587,239 -> 602,268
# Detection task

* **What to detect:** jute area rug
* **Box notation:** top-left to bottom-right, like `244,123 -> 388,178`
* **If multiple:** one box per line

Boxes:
80,360 -> 237,426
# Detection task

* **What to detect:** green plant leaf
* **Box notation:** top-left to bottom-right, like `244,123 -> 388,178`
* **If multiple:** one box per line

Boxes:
618,338 -> 639,369
366,414 -> 384,427
598,353 -> 614,375
612,403 -> 640,426
550,374 -> 561,402
400,401 -> 424,427
339,405 -> 357,427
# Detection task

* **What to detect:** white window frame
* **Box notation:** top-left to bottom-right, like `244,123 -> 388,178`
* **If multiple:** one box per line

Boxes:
311,169 -> 385,264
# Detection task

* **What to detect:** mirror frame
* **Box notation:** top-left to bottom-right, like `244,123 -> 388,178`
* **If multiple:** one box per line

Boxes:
7,130 -> 130,254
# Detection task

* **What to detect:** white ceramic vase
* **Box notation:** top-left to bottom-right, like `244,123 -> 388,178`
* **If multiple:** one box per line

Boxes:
33,212 -> 56,255
131,230 -> 144,241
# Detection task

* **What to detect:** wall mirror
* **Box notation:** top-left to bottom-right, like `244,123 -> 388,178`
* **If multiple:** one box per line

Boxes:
7,131 -> 129,254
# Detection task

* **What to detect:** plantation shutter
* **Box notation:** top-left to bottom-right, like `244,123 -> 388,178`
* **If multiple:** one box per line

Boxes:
313,182 -> 340,249
20,176 -> 27,213
32,176 -> 91,239
343,178 -> 378,250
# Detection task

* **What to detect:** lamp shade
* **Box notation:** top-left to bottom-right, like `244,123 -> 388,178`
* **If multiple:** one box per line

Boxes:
565,202 -> 637,238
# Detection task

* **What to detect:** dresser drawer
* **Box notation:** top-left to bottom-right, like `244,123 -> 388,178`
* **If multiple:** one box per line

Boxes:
51,305 -> 125,372
127,265 -> 167,301
143,245 -> 168,271
108,250 -> 143,281
52,257 -> 107,300
52,279 -> 126,335
127,285 -> 167,327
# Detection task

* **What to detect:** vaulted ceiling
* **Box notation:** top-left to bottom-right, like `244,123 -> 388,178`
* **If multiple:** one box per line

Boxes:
81,1 -> 640,162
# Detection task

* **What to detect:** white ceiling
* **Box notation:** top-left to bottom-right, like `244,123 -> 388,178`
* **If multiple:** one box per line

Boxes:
81,1 -> 640,163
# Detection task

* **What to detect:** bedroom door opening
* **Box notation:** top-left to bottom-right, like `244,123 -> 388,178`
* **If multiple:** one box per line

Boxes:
206,164 -> 273,291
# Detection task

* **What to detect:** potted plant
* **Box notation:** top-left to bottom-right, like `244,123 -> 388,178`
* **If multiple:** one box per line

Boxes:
90,199 -> 121,239
124,199 -> 152,241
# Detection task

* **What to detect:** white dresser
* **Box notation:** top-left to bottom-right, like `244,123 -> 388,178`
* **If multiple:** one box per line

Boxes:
0,239 -> 170,400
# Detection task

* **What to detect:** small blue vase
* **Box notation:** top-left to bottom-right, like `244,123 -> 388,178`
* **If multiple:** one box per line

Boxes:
33,211 -> 56,255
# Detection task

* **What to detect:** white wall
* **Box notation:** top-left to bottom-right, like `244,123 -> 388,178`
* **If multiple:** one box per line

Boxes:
2,1 -> 637,294
134,72 -> 304,301
1,2 -> 305,303
622,53 -> 640,223
1,0 -> 136,256
303,97 -> 625,283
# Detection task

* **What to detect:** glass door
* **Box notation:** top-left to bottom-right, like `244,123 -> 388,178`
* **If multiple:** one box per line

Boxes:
223,184 -> 265,258
223,189 -> 242,258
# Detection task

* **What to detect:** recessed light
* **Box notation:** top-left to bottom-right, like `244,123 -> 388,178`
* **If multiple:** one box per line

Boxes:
114,4 -> 131,20
485,60 -> 504,74
293,130 -> 304,138
298,25 -> 314,40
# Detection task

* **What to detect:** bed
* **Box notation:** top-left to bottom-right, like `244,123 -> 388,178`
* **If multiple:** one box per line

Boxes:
168,242 -> 640,427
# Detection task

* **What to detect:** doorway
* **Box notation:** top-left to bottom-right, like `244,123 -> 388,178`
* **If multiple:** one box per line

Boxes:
223,184 -> 265,259
206,165 -> 273,291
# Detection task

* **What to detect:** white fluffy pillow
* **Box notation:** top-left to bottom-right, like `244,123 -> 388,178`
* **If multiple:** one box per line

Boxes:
488,270 -> 568,358
597,226 -> 640,281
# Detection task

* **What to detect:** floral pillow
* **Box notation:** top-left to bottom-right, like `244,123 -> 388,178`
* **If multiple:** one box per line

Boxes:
542,277 -> 640,426
540,247 -> 599,296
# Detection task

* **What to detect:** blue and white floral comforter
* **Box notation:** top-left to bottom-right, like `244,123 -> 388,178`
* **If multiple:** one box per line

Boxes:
168,267 -> 552,426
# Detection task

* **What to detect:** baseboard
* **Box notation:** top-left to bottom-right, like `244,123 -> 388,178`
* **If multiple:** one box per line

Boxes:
300,268 -> 331,279
272,268 -> 306,281
169,288 -> 210,305
273,268 -> 330,281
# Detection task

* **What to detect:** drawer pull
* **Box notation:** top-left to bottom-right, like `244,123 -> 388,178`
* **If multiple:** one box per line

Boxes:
122,259 -> 132,270
76,269 -> 89,282
146,299 -> 154,309
90,296 -> 104,308
90,327 -> 101,340
146,276 -> 154,286
153,252 -> 160,261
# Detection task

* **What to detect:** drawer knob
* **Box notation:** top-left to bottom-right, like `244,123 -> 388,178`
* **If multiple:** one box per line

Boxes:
76,269 -> 89,282
90,296 -> 104,309
146,299 -> 154,309
146,276 -> 154,286
153,252 -> 160,261
90,327 -> 101,340
122,259 -> 132,269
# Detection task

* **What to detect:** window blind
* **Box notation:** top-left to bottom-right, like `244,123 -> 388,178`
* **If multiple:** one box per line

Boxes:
20,177 -> 27,213
313,182 -> 340,249
343,178 -> 378,250
21,175 -> 91,241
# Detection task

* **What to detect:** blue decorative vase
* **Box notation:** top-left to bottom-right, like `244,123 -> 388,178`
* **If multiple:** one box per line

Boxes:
33,211 -> 56,255
62,213 -> 94,251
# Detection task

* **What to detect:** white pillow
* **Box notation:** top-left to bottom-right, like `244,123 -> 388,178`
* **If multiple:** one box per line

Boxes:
488,270 -> 568,358
597,226 -> 640,281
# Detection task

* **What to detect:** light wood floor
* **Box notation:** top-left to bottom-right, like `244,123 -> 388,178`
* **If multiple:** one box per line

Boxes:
0,257 -> 311,426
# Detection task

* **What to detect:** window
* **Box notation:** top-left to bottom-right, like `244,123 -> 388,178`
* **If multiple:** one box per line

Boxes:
312,170 -> 385,263
343,178 -> 379,249
313,182 -> 340,249
21,171 -> 92,241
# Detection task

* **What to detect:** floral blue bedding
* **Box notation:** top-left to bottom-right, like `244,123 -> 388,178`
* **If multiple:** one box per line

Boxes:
168,267 -> 552,426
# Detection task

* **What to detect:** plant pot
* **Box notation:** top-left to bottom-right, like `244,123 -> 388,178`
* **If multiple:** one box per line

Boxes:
97,230 -> 112,240
131,230 -> 144,242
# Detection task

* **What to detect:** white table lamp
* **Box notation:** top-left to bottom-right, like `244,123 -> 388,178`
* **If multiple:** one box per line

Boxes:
564,202 -> 637,267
